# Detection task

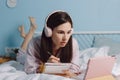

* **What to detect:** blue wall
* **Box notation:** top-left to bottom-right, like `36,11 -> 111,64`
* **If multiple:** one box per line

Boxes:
0,0 -> 120,56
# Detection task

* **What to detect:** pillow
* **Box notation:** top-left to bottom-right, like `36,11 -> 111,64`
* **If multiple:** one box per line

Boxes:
93,37 -> 120,56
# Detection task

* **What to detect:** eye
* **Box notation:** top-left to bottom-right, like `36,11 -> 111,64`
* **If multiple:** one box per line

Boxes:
67,30 -> 72,34
58,31 -> 64,34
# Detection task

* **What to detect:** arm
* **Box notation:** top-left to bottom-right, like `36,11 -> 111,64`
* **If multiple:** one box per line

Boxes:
24,37 -> 43,74
70,38 -> 81,74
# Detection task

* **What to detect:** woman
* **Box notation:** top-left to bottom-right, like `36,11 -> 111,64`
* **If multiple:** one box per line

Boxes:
24,10 -> 81,78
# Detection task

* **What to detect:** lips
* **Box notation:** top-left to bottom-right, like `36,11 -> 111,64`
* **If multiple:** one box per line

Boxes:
61,42 -> 66,44
60,42 -> 66,45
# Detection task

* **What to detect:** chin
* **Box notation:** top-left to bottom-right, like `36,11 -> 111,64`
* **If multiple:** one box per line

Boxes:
59,42 -> 67,47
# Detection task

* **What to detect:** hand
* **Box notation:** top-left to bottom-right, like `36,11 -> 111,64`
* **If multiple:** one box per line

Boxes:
48,55 -> 60,63
62,70 -> 77,78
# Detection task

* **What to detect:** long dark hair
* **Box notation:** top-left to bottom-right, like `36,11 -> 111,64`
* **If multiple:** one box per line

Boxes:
35,11 -> 73,63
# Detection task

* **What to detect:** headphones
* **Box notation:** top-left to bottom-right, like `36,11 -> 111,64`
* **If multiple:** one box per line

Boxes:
44,10 -> 73,37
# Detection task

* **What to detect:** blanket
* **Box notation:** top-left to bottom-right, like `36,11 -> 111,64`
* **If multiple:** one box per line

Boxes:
0,61 -> 74,80
0,46 -> 120,80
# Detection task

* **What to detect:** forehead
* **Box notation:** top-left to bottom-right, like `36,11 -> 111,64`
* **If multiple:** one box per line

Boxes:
54,22 -> 72,31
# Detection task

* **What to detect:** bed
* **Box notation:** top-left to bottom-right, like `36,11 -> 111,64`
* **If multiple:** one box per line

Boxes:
0,31 -> 120,80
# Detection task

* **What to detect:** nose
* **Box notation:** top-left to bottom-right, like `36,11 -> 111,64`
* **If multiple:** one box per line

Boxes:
62,34 -> 67,41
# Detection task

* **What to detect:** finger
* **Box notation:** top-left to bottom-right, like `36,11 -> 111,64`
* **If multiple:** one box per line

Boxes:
50,55 -> 60,61
51,58 -> 60,63
62,70 -> 71,78
62,70 -> 70,74
62,70 -> 76,78
48,56 -> 60,63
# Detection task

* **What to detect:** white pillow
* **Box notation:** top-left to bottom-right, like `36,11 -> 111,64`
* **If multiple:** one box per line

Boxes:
93,37 -> 120,56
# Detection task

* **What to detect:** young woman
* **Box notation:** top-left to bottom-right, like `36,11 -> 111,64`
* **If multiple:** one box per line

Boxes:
23,10 -> 81,78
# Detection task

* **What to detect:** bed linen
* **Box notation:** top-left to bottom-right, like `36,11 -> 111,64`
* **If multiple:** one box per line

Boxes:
0,46 -> 120,80
0,61 -> 74,80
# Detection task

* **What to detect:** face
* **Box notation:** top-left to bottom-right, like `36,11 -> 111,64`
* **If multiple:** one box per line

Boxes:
51,22 -> 72,49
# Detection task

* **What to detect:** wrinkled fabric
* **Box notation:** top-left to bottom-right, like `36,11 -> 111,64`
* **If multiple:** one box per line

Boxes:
0,61 -> 75,80
16,48 -> 26,65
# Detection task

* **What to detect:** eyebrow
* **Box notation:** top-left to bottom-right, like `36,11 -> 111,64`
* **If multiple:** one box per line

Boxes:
57,29 -> 72,32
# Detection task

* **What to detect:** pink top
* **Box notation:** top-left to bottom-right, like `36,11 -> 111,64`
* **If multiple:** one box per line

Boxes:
17,36 -> 81,74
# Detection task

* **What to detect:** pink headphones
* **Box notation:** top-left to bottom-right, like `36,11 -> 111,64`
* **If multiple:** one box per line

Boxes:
44,10 -> 73,37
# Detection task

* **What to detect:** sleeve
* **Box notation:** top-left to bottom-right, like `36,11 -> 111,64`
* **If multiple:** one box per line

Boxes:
69,38 -> 81,74
16,48 -> 26,65
24,38 -> 42,74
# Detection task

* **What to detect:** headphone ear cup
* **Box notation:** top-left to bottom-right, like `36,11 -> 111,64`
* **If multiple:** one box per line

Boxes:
44,26 -> 52,37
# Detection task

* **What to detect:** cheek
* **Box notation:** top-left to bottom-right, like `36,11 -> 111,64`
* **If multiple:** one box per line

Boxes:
52,35 -> 61,43
66,35 -> 71,40
68,35 -> 71,38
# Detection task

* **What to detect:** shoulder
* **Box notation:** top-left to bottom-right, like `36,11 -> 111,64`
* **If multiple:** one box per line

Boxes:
72,37 -> 78,45
72,37 -> 80,50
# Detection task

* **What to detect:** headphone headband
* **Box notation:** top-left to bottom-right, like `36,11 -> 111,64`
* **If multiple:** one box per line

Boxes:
45,10 -> 65,24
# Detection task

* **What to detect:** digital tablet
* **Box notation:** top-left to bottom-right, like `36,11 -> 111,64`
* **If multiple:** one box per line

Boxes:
84,56 -> 116,80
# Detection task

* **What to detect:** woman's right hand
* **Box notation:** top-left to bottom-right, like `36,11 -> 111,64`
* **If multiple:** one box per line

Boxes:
48,55 -> 60,63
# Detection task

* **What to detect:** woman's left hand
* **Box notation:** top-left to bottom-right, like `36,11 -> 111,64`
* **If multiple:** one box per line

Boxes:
62,70 -> 77,78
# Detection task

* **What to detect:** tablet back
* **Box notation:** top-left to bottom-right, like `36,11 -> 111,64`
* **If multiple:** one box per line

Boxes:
84,56 -> 116,80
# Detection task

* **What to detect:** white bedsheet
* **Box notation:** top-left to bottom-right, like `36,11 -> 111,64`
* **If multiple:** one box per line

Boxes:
0,46 -> 120,80
0,61 -> 74,80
